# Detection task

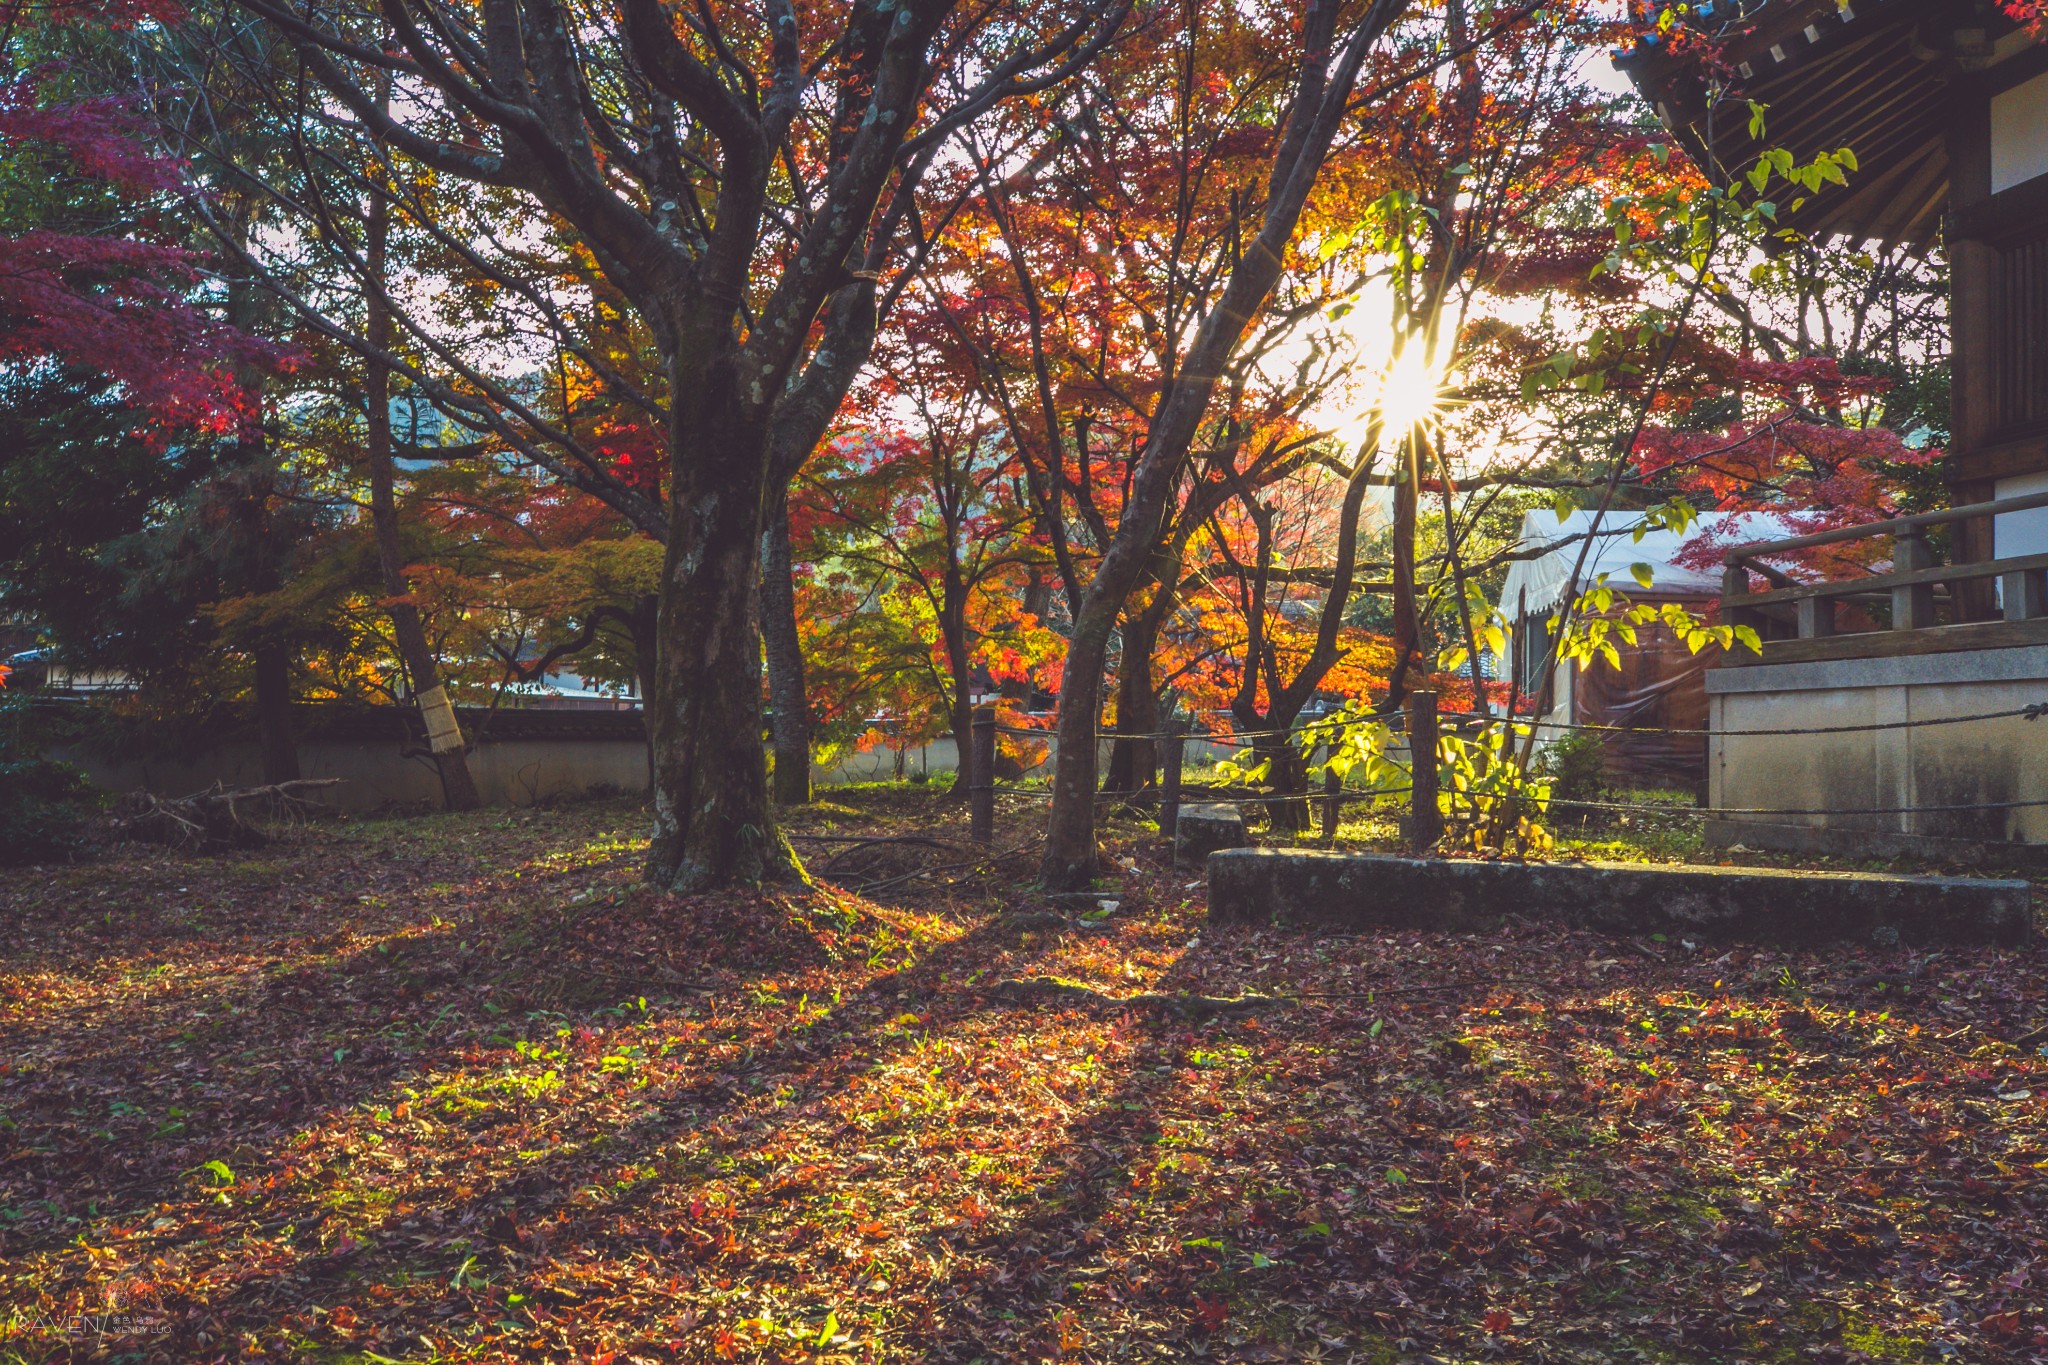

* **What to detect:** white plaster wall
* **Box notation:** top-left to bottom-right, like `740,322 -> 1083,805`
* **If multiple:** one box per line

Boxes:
54,729 -> 1294,809
1995,471 -> 2048,560
1991,68 -> 2048,194
49,737 -> 652,811
811,734 -> 1249,786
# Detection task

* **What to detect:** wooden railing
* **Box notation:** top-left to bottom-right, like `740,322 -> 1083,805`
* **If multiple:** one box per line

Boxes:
1721,489 -> 2048,651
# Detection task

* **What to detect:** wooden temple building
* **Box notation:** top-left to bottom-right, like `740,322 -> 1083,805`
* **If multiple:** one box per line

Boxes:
1621,0 -> 2048,859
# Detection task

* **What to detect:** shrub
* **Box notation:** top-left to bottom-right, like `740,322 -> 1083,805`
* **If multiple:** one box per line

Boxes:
1536,729 -> 1609,827
0,693 -> 99,864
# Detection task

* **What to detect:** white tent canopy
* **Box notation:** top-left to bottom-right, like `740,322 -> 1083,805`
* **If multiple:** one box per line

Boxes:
1499,509 -> 1795,620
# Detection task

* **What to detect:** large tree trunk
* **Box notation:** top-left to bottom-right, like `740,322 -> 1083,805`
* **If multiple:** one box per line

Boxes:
223,200 -> 299,788
366,185 -> 480,812
1247,731 -> 1311,832
253,639 -> 300,784
1389,455 -> 1423,688
365,451 -> 483,812
759,494 -> 812,806
646,391 -> 802,891
939,571 -> 975,796
1104,597 -> 1169,798
1042,589 -> 1121,888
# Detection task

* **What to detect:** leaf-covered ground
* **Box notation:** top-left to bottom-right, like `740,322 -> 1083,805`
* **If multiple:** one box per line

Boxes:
4,790 -> 2046,1364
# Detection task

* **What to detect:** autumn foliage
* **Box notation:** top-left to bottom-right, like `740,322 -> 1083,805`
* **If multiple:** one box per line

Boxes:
0,12 -> 282,432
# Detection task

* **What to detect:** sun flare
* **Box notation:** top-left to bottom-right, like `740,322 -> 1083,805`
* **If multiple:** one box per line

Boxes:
1370,341 -> 1450,442
1291,280 -> 1454,453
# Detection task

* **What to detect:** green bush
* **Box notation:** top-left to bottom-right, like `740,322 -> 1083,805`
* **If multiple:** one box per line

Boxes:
1536,729 -> 1609,827
0,694 -> 99,864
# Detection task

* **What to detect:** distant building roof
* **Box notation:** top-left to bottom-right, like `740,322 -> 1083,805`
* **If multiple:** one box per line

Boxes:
1500,508 -> 1795,617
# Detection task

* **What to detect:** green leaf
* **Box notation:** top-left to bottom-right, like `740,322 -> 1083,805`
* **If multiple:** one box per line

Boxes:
817,1311 -> 839,1347
1630,562 -> 1655,590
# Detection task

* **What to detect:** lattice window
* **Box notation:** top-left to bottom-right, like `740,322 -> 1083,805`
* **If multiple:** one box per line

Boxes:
1994,230 -> 2048,437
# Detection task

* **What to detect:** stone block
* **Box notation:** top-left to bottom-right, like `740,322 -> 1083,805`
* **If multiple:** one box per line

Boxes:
1206,848 -> 2031,947
1177,803 -> 1248,866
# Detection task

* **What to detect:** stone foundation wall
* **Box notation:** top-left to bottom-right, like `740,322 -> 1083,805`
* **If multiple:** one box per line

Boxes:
1706,644 -> 2048,858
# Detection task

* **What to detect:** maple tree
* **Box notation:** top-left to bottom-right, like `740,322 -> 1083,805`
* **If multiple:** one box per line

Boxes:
1015,0 -> 1671,888
919,0 -> 1653,872
902,0 -> 1421,882
791,355 -> 1057,787
1084,0 -> 1940,843
153,0 -> 1126,891
927,55 -> 1373,799
1193,461 -> 1396,828
1496,140 -> 1951,673
1,0 -> 325,777
0,1 -> 279,431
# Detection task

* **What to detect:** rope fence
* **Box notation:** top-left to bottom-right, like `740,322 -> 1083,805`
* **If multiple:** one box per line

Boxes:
992,700 -> 2048,746
1437,702 -> 2048,740
1548,794 -> 2048,820
963,694 -> 2048,850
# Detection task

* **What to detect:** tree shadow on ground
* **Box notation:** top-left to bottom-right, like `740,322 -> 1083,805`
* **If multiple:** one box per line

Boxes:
7,859 -> 1123,1357
8,803 -> 2046,1364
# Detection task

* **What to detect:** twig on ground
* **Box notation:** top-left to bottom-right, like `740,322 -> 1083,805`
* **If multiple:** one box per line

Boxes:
108,779 -> 343,853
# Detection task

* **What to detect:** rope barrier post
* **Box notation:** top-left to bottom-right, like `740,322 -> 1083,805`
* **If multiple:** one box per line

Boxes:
970,705 -> 996,846
1159,718 -> 1185,846
1320,740 -> 1341,842
1407,689 -> 1443,852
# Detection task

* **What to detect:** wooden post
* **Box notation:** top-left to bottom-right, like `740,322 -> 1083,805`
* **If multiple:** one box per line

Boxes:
1407,689 -> 1443,852
1892,531 -> 1937,630
1159,719 -> 1185,846
970,705 -> 996,845
1320,740 -> 1341,842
